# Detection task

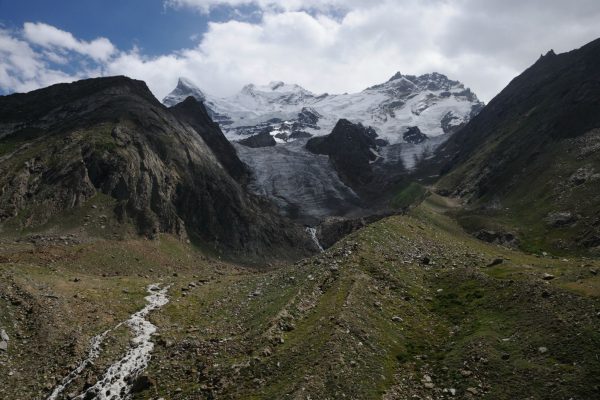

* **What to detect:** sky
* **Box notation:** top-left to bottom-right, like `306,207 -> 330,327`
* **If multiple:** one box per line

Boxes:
1,0 -> 600,103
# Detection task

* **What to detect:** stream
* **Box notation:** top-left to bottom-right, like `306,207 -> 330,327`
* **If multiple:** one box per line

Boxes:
47,284 -> 170,400
306,227 -> 324,252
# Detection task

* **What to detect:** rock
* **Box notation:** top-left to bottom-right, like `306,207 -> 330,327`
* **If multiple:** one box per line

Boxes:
261,347 -> 272,357
0,341 -> 7,351
569,167 -> 594,185
158,338 -> 174,348
545,211 -> 578,227
475,230 -> 519,247
391,316 -> 403,322
0,329 -> 8,342
305,119 -> 380,190
238,131 -> 277,148
542,273 -> 555,281
130,375 -> 155,393
538,346 -> 548,354
317,214 -> 387,249
487,258 -> 504,267
449,388 -> 457,396
403,126 -> 428,144
466,387 -> 478,395
421,375 -> 434,388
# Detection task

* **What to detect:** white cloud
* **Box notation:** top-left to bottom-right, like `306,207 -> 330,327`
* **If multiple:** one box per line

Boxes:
0,28 -> 83,93
23,22 -> 115,61
2,1 -> 600,103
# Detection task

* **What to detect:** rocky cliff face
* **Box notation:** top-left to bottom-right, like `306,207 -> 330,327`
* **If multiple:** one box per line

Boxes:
0,76 -> 314,258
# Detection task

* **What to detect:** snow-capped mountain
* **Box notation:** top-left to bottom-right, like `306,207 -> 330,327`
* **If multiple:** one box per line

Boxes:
162,73 -> 483,222
163,72 -> 483,144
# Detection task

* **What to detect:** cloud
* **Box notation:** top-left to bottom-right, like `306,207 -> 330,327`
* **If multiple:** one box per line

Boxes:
23,22 -> 115,61
0,28 -> 83,93
152,0 -> 600,101
1,1 -> 600,102
165,0 -> 377,13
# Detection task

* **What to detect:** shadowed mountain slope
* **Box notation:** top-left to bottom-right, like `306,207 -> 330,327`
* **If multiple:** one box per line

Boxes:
429,38 -> 600,254
0,76 -> 314,259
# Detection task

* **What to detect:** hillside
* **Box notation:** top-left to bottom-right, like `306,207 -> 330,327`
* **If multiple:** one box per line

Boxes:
429,38 -> 600,255
1,194 -> 598,399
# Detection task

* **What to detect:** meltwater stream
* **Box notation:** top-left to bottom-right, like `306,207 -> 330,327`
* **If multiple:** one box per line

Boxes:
306,227 -> 324,252
47,284 -> 170,400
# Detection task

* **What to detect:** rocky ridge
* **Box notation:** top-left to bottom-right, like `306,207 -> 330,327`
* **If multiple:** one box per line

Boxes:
163,72 -> 483,145
0,76 -> 314,258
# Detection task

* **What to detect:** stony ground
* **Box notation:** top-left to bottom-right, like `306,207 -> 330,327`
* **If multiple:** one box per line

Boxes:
1,194 -> 599,399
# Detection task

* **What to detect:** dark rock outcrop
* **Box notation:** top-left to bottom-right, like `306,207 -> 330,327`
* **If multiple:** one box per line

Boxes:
402,126 -> 428,144
474,230 -> 520,248
238,131 -> 277,148
306,119 -> 380,190
0,76 -> 314,258
545,211 -> 578,227
317,213 -> 391,249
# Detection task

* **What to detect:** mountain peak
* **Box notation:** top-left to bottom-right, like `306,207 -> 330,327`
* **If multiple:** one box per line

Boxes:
539,49 -> 557,59
0,75 -> 159,123
242,81 -> 309,94
269,81 -> 286,90
177,77 -> 200,89
163,77 -> 206,106
388,72 -> 404,81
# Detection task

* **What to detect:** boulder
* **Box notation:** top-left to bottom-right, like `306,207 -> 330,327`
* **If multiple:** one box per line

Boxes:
545,211 -> 578,227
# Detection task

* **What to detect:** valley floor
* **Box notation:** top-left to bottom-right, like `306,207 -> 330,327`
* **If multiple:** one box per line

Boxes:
1,194 -> 599,399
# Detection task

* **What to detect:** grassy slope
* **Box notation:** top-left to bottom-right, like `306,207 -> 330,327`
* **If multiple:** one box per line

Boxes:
1,194 -> 599,399
437,125 -> 600,256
